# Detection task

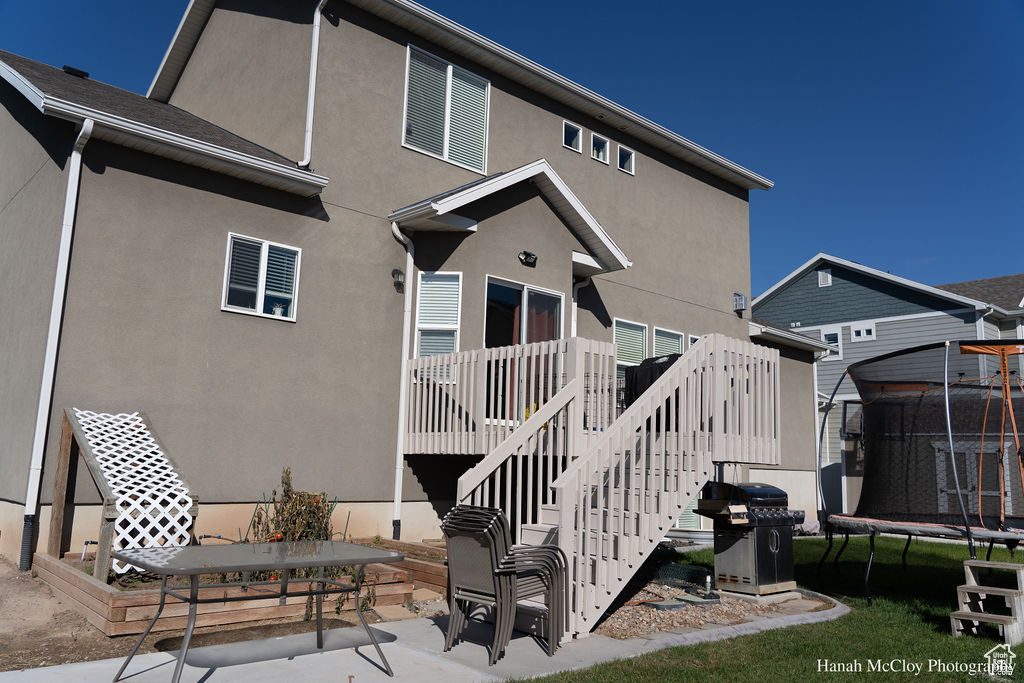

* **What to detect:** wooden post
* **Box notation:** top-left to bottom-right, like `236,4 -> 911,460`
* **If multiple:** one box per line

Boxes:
47,412 -> 77,558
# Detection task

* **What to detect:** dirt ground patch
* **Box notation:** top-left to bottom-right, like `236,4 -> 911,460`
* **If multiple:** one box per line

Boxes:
0,554 -> 373,673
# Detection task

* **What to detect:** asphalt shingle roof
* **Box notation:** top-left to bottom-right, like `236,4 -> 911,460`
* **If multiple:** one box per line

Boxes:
0,49 -> 294,166
935,273 -> 1024,312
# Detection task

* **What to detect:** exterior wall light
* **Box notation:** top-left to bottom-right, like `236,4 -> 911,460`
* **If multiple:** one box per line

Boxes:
391,268 -> 405,291
518,251 -> 538,267
733,292 -> 748,314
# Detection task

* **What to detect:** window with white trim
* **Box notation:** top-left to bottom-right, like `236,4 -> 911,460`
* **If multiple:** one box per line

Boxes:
688,334 -> 701,348
563,121 -> 582,153
617,145 -> 635,175
404,47 -> 489,173
222,233 -> 300,321
615,319 -> 647,374
821,325 -> 843,360
850,322 -> 876,342
653,327 -> 684,356
818,268 -> 832,287
416,272 -> 462,357
591,133 -> 609,164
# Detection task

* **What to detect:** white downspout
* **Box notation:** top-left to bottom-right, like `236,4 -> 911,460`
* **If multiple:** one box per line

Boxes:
298,0 -> 329,168
20,118 -> 93,570
390,222 -> 414,540
570,277 -> 591,337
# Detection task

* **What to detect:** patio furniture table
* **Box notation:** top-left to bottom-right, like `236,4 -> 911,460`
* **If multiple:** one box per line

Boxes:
111,540 -> 404,682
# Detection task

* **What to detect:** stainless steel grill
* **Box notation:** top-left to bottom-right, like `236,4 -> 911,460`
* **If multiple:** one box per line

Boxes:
696,482 -> 804,595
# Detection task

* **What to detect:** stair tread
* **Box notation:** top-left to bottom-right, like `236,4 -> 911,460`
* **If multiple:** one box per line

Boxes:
964,560 -> 1024,571
520,523 -> 557,531
950,610 -> 1018,625
958,585 -> 1024,597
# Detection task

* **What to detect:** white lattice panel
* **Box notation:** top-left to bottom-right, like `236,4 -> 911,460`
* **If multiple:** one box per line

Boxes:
72,409 -> 194,573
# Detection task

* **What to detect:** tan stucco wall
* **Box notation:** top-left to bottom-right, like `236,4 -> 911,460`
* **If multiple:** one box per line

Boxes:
0,81 -> 74,509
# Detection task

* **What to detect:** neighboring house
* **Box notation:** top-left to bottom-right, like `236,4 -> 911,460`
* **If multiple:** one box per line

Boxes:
1,0 -> 822,635
753,253 -> 1024,515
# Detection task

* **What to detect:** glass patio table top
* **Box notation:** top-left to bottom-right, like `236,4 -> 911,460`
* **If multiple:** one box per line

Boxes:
114,540 -> 404,575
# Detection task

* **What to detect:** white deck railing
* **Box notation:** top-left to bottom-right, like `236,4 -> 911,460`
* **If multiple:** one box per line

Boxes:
550,334 -> 780,634
404,338 -> 616,455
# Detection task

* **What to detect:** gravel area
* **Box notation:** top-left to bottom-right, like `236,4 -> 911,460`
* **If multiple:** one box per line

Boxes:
594,578 -> 802,640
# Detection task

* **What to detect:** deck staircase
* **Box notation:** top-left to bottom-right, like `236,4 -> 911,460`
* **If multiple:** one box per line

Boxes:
404,333 -> 781,639
951,559 -> 1024,646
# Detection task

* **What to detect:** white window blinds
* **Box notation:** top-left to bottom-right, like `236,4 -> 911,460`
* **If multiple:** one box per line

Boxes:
417,272 -> 461,357
223,234 -> 301,320
404,47 -> 489,172
654,328 -> 683,357
614,320 -> 647,366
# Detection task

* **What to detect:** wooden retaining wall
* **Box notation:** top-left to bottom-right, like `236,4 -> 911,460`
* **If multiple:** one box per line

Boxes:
353,539 -> 448,595
33,553 -> 412,636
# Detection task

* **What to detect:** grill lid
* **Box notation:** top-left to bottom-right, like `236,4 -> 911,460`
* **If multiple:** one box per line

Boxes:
701,481 -> 788,508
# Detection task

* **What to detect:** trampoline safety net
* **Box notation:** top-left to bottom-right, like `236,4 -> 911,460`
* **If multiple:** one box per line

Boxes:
847,340 -> 1024,529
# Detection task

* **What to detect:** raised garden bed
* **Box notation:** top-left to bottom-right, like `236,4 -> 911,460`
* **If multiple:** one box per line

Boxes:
32,552 -> 412,636
355,538 -> 447,595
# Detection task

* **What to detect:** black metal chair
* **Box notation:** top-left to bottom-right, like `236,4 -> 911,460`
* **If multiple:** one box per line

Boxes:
440,505 -> 567,665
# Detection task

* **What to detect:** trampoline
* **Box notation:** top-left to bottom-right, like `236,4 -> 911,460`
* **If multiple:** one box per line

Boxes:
817,340 -> 1024,603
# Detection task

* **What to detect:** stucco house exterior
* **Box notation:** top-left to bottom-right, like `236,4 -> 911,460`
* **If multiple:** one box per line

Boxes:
753,253 -> 1024,514
1,0 -> 826,635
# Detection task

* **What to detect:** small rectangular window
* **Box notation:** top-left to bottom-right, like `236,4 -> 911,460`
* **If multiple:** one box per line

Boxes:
653,327 -> 684,357
223,233 -> 300,321
416,272 -> 462,357
688,334 -> 701,348
591,133 -> 609,164
818,268 -> 832,287
821,326 -> 843,360
563,121 -> 582,153
617,145 -> 635,175
404,47 -> 489,173
850,322 -> 876,342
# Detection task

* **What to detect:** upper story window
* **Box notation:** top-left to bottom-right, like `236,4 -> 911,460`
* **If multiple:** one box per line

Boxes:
222,233 -> 300,321
820,325 -> 842,360
404,47 -> 489,173
653,327 -> 684,356
850,322 -> 876,342
591,133 -> 609,164
563,121 -> 582,153
416,271 -> 462,357
818,267 -> 832,287
617,145 -> 635,175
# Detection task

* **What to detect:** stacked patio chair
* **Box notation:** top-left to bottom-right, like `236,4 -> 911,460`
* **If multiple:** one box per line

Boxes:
440,505 -> 568,666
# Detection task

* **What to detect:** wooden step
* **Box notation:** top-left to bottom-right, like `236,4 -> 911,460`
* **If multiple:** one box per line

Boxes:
957,585 -> 1024,598
950,610 -> 1017,626
964,560 -> 1024,572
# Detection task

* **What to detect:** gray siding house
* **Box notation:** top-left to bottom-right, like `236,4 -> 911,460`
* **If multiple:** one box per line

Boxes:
753,253 -> 1024,514
0,0 -> 826,631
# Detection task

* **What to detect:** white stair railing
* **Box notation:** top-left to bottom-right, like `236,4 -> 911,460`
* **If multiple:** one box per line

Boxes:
550,334 -> 780,634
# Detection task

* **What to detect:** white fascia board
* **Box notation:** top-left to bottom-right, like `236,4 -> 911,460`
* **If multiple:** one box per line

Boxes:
0,59 -> 45,110
749,321 -> 836,352
390,159 -> 630,272
40,97 -> 329,196
147,0 -> 217,101
753,252 -> 998,313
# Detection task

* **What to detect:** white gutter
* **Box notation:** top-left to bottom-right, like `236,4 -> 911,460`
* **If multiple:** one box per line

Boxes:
20,118 -> 93,570
570,277 -> 591,337
298,0 -> 329,168
390,222 -> 415,540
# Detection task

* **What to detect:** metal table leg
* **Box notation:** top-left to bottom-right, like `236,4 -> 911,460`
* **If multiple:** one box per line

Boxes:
113,575 -> 168,682
865,532 -> 875,606
316,566 -> 324,650
171,576 -> 200,683
353,565 -> 393,676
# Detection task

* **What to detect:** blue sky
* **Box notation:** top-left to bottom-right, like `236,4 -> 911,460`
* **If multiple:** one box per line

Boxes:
1,1 -> 1020,295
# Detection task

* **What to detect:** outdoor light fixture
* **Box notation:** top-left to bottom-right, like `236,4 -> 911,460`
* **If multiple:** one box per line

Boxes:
733,292 -> 748,314
391,268 -> 405,290
518,251 -> 538,267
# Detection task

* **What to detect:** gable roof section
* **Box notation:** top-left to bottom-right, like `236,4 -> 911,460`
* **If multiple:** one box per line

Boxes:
0,49 -> 327,197
753,253 -> 998,314
390,158 -> 630,274
148,0 -> 773,193
936,273 -> 1024,313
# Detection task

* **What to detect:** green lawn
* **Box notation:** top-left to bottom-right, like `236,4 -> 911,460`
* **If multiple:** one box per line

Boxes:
532,536 -> 1024,682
